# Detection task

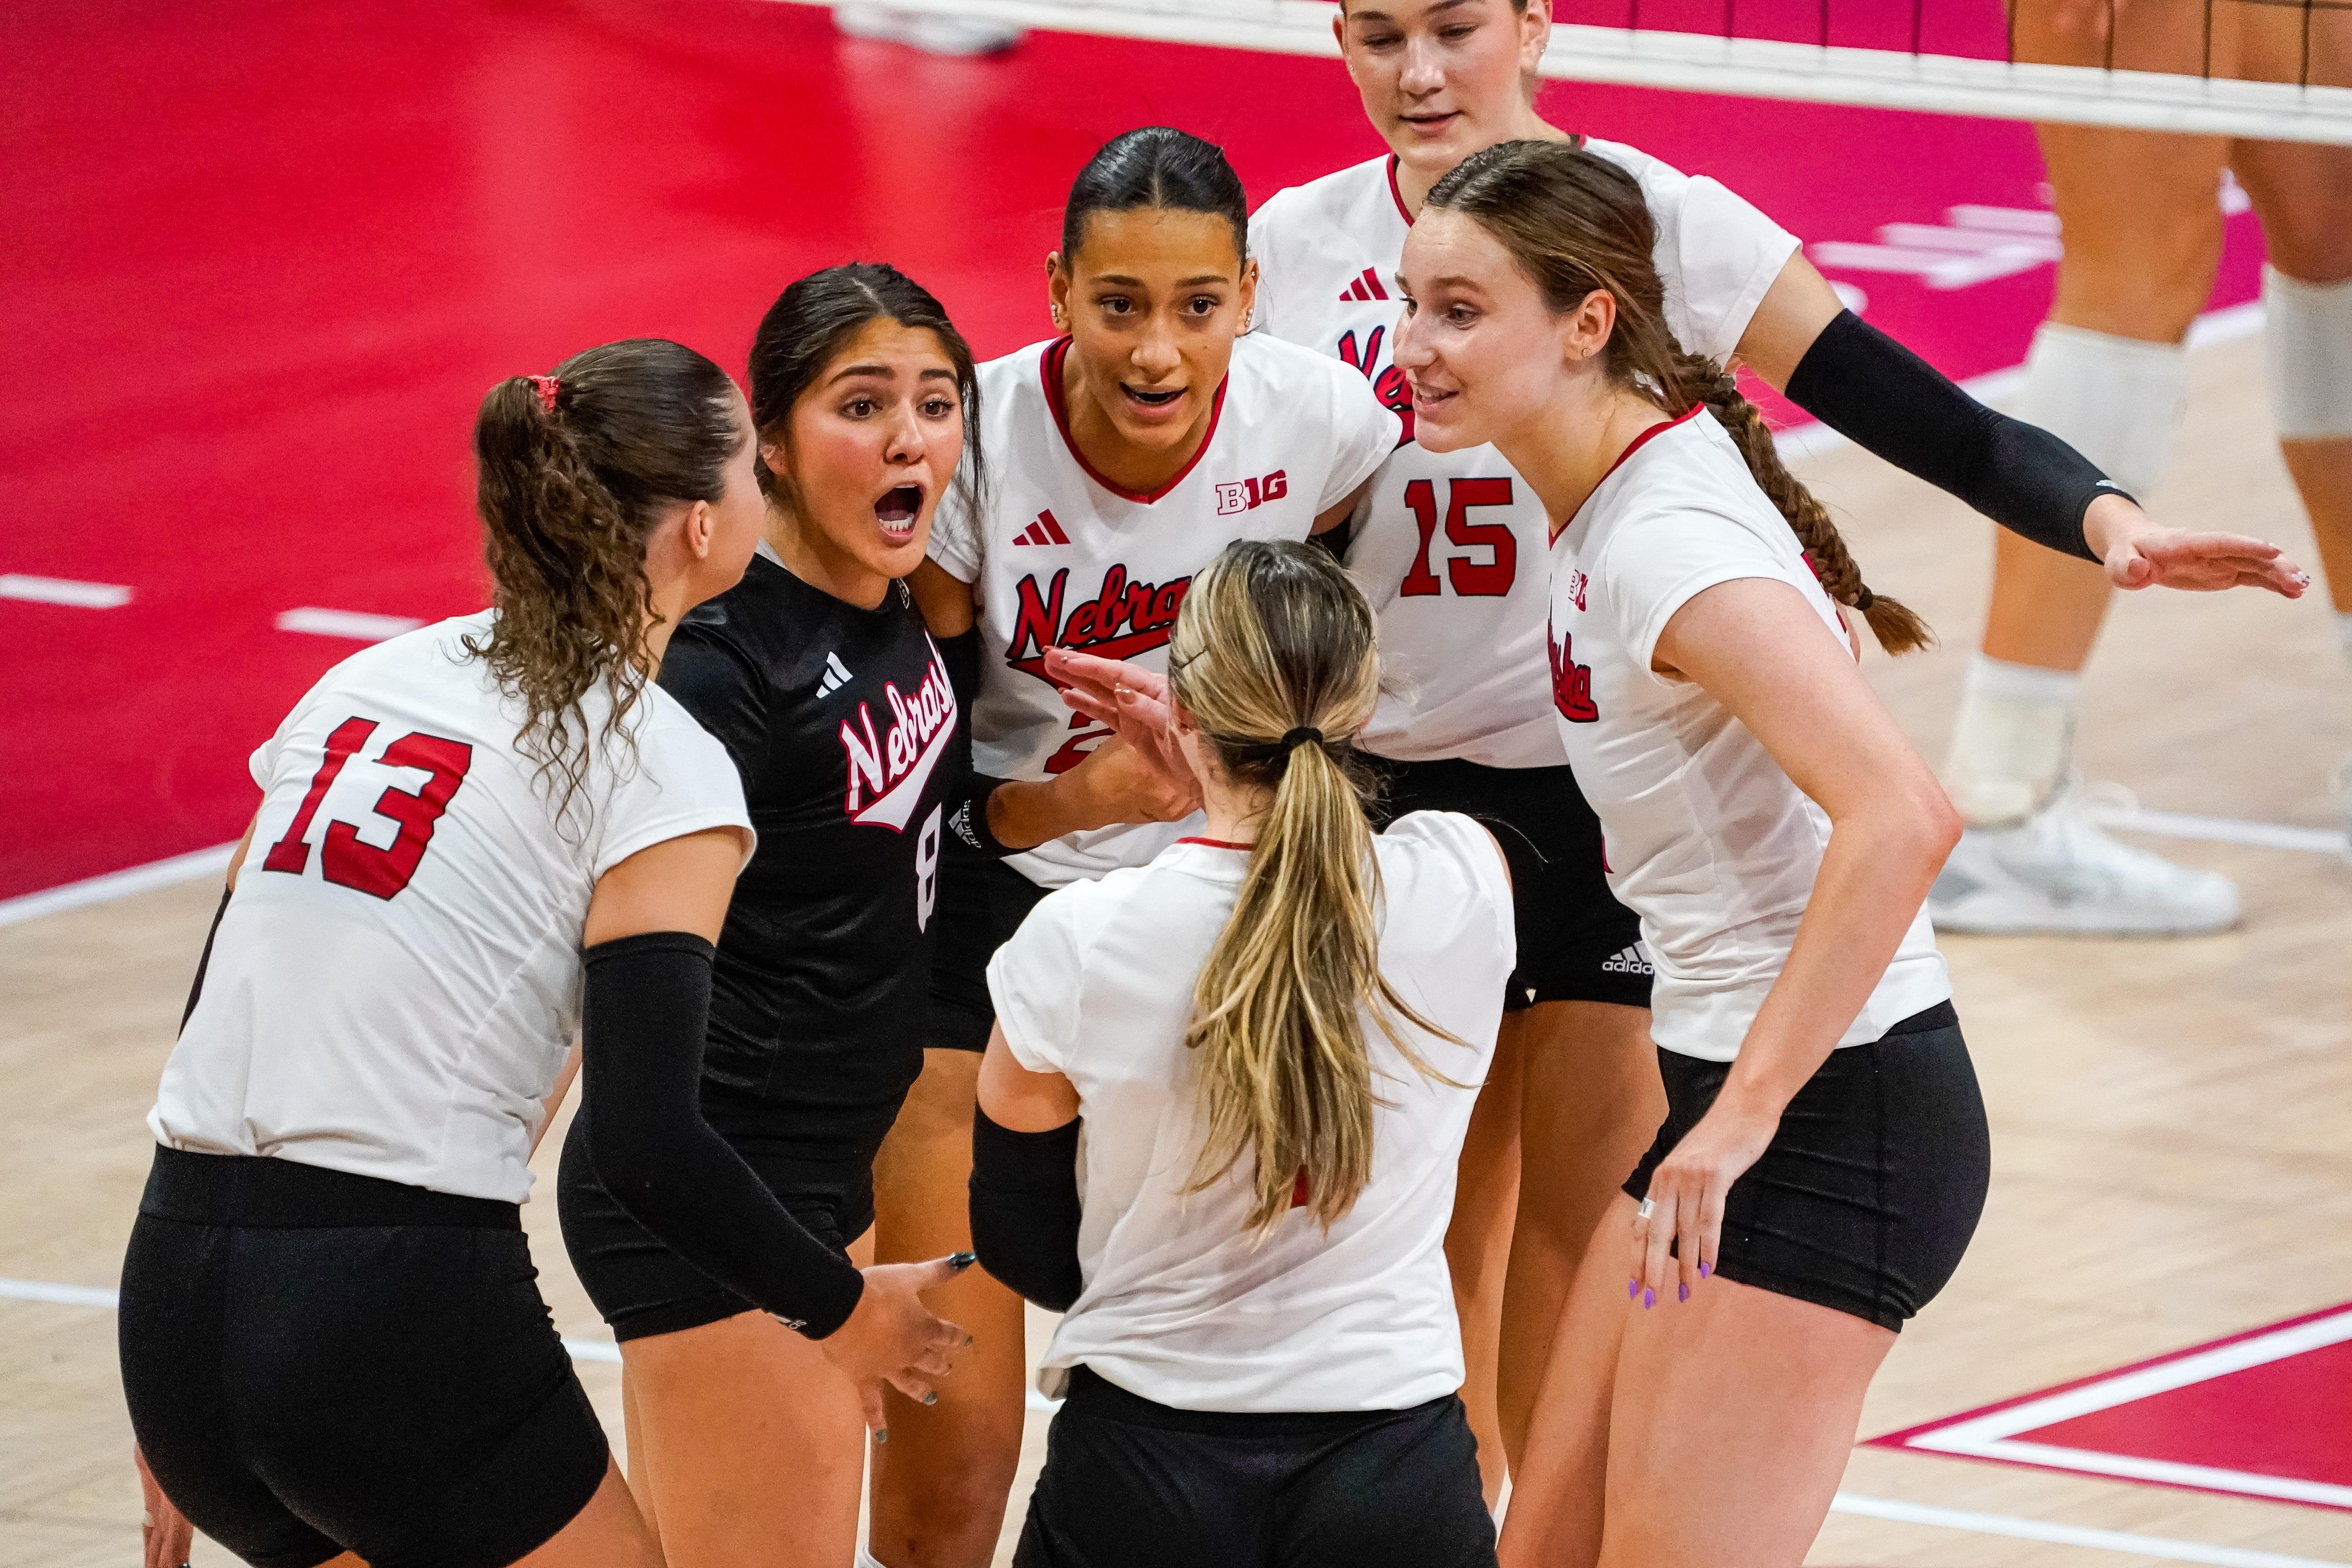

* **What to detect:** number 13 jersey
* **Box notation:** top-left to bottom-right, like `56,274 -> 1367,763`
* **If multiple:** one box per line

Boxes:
1249,145 -> 1799,768
930,333 -> 1399,888
152,611 -> 753,1203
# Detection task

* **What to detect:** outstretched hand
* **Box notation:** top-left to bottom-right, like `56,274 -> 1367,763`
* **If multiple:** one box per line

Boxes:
1042,648 -> 1199,822
2084,495 -> 2310,595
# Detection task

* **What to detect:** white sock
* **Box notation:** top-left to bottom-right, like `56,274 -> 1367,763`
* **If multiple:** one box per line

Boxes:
1946,654 -> 2082,826
2338,609 -> 2352,664
2014,323 -> 2190,500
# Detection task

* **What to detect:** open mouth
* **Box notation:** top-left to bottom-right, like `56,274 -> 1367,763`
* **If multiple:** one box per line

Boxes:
1401,111 -> 1459,134
874,483 -> 923,537
1410,382 -> 1457,412
1121,383 -> 1184,410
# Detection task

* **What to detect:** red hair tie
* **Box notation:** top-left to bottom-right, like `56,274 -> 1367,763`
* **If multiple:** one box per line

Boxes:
527,375 -> 560,415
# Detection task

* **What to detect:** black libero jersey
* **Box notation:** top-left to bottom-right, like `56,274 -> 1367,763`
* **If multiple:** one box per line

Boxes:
658,552 -> 959,1156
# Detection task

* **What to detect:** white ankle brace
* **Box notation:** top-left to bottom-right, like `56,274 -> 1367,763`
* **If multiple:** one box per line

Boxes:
1945,654 -> 2081,826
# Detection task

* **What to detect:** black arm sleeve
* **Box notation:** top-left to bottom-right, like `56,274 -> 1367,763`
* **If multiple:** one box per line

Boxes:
1783,310 -> 2117,564
969,1106 -> 1084,1312
581,932 -> 866,1337
937,627 -> 1018,858
180,883 -> 233,1033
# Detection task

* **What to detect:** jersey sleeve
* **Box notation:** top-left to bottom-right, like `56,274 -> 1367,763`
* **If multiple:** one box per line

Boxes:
1313,358 -> 1404,513
654,623 -> 770,799
1668,175 -> 1800,364
1596,505 -> 1812,685
592,704 -> 756,882
927,461 -> 986,584
985,885 -> 1088,1076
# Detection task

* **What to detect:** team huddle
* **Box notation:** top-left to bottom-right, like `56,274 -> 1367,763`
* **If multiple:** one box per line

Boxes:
115,5 -> 2308,1568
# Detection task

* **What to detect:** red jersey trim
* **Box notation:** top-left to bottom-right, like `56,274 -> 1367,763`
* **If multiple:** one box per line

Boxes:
1599,403 -> 1704,488
1040,336 -> 1231,506
1386,156 -> 1412,225
1176,836 -> 1254,850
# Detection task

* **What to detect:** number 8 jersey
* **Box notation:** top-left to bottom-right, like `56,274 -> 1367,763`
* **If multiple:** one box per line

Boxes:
930,333 -> 1399,888
1249,145 -> 1799,767
151,611 -> 753,1204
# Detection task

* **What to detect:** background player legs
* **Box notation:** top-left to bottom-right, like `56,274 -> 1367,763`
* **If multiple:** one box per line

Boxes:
868,1048 -> 1028,1568
1445,1010 -> 1525,1509
1937,0 -> 2247,933
1494,1002 -> 1659,1477
2230,0 -> 2352,844
614,1234 -> 874,1568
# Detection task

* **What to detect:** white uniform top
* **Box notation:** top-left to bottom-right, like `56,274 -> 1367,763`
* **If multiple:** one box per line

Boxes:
929,333 -> 1399,887
1249,145 -> 1800,767
988,813 -> 1512,1411
1545,409 -> 1948,1061
150,612 -> 754,1204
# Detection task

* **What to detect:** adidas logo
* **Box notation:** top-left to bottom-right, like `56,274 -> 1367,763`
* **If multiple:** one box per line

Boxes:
816,651 -> 853,699
1600,944 -> 1653,977
1338,267 -> 1390,303
1014,509 -> 1072,547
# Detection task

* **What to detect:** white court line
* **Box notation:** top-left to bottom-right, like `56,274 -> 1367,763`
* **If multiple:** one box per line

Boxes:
1899,1307 -> 2352,1510
1831,1492 -> 2350,1568
2093,806 -> 2347,858
275,606 -> 425,641
0,841 -> 238,930
3,1276 -> 2335,1559
0,1275 -> 625,1364
0,573 -> 134,609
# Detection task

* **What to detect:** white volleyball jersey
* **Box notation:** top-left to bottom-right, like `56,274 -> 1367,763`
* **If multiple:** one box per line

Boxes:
1249,145 -> 1799,767
1544,409 -> 1947,1061
930,333 -> 1399,887
988,812 -> 1511,1412
151,612 -> 754,1203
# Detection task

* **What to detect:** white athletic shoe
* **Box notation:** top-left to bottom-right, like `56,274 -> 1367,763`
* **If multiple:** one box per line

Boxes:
831,4 -> 1021,54
1928,780 -> 2241,936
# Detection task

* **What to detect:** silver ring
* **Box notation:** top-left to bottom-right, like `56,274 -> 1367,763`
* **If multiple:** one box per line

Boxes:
1637,1198 -> 1655,1220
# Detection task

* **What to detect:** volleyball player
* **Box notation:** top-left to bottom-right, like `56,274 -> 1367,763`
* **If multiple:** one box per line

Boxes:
875,126 -> 1399,1568
1391,139 -> 1986,1566
120,339 -> 969,1568
556,268 -> 1138,1568
1939,0 -> 2352,922
971,539 -> 1511,1568
1243,0 -> 2309,1495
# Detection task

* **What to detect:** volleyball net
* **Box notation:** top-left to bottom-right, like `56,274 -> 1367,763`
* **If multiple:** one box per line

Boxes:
796,0 -> 2352,144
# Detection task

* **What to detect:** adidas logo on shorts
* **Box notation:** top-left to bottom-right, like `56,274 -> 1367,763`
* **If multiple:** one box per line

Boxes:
1600,944 -> 1654,977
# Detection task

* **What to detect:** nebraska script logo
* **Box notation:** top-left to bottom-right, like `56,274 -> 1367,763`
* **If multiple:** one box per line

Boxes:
1006,564 -> 1191,683
839,649 -> 957,832
1548,623 -> 1598,724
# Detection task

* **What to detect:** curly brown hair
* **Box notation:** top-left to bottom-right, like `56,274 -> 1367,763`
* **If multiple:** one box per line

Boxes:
465,338 -> 746,822
1426,141 -> 1931,656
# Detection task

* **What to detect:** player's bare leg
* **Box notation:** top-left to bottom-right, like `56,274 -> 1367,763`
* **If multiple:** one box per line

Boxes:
612,1231 -> 876,1568
867,1048 -> 1028,1568
1445,1009 -> 1526,1509
1935,0 -> 2246,934
1494,1000 -> 1658,1475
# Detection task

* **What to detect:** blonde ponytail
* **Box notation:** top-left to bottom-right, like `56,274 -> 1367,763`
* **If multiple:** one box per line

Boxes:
1169,541 -> 1463,1240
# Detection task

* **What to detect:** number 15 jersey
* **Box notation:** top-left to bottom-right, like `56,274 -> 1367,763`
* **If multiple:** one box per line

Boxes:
1249,145 -> 1799,768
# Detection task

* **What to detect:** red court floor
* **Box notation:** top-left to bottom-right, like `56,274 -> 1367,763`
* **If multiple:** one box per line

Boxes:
0,0 -> 2270,901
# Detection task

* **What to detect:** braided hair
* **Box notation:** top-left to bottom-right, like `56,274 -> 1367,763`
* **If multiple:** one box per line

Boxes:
1426,141 -> 1930,655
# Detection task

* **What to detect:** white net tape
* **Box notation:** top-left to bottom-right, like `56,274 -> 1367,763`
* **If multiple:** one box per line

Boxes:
790,0 -> 2352,143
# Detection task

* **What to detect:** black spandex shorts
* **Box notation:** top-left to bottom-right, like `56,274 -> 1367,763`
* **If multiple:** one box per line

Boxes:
927,843 -> 1052,1053
1624,1001 -> 1990,1331
1372,755 -> 1650,1013
119,1147 -> 609,1568
557,1086 -> 872,1342
1014,1366 -> 1496,1568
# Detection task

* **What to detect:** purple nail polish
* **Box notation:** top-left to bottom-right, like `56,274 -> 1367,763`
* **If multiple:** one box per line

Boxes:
1643,1287 -> 1655,1309
1628,1277 -> 1640,1299
1698,1260 -> 1710,1279
1678,1283 -> 1689,1303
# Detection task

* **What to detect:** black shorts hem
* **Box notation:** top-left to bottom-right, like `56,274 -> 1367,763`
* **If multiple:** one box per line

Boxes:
409,1375 -> 610,1568
608,1296 -> 765,1343
1698,1256 -> 1907,1334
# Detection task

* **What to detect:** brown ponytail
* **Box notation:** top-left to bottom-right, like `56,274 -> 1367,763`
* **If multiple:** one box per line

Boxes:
1168,540 -> 1466,1240
1425,142 -> 1930,655
466,338 -> 746,821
